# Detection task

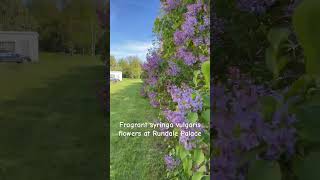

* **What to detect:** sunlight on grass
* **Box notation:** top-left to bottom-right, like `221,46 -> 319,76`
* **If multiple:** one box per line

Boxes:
0,53 -> 106,179
110,79 -> 165,180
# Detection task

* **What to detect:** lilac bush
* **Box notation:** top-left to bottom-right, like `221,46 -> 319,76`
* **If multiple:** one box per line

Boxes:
142,0 -> 210,179
173,0 -> 211,66
142,0 -> 316,179
212,69 -> 297,179
208,0 -> 319,179
145,0 -> 306,179
142,49 -> 163,107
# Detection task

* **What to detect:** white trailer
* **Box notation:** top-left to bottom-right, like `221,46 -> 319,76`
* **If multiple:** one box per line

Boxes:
110,71 -> 122,81
0,31 -> 39,62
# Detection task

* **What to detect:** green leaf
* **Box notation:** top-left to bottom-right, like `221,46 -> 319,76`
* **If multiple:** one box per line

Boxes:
193,149 -> 205,165
201,175 -> 210,180
266,27 -> 291,79
239,146 -> 266,166
293,152 -> 320,180
197,165 -> 206,172
296,104 -> 320,142
193,70 -> 200,87
201,109 -> 210,124
265,49 -> 289,78
267,27 -> 290,52
202,94 -> 210,108
176,145 -> 180,154
293,0 -> 320,77
187,112 -> 198,123
182,157 -> 192,177
265,47 -> 277,75
248,160 -> 281,180
305,93 -> 320,106
192,172 -> 203,180
285,75 -> 313,99
276,56 -> 289,77
179,145 -> 190,160
201,61 -> 210,88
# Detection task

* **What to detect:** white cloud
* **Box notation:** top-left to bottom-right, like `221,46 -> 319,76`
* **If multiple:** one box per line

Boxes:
111,40 -> 153,61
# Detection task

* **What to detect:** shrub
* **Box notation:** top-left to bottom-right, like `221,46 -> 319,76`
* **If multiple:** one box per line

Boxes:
141,0 -> 210,179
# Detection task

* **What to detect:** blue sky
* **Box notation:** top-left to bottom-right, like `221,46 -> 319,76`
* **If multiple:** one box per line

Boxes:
110,0 -> 160,61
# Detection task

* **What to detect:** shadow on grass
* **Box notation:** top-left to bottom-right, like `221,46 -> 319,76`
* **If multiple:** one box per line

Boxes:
0,65 -> 107,180
110,79 -> 166,180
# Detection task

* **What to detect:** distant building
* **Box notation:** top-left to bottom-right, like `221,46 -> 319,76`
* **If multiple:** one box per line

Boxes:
0,31 -> 39,62
110,71 -> 122,81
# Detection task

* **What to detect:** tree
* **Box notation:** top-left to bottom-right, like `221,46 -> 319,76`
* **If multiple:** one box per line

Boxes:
110,55 -> 119,71
28,0 -> 63,52
0,0 -> 38,31
127,56 -> 142,78
118,58 -> 130,78
111,56 -> 143,78
61,0 -> 102,55
26,0 -> 104,55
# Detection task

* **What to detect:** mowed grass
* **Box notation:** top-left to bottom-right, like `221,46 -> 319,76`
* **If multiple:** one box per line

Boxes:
0,53 -> 106,179
110,79 -> 165,180
0,53 -> 103,100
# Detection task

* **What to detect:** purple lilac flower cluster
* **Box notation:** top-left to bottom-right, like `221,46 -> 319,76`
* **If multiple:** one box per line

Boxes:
163,84 -> 203,150
173,0 -> 210,66
164,110 -> 198,150
142,50 -> 162,74
147,76 -> 158,87
167,84 -> 203,112
166,61 -> 180,76
161,0 -> 181,12
176,47 -> 198,66
179,129 -> 197,150
236,0 -> 276,14
164,155 -> 180,170
142,50 -> 162,107
164,110 -> 186,125
212,68 -> 297,179
148,91 -> 160,108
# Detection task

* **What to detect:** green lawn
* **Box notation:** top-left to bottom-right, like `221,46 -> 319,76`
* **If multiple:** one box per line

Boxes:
110,79 -> 165,180
0,53 -> 106,179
